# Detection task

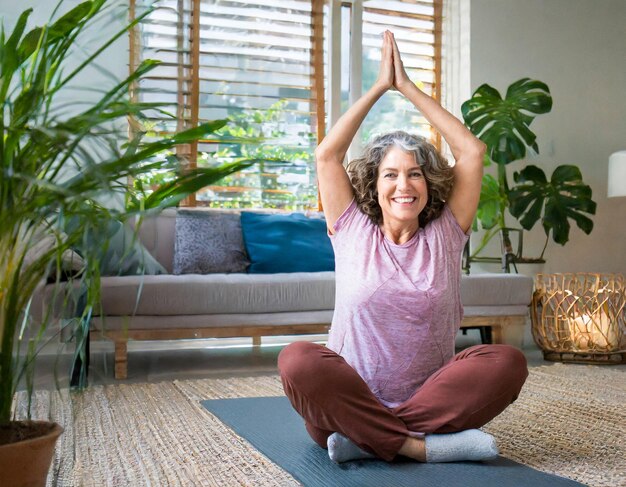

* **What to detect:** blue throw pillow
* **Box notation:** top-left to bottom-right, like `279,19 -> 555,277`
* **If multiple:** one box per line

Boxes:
241,212 -> 334,273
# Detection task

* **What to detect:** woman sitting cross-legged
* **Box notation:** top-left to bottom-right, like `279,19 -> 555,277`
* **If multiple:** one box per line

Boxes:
278,31 -> 528,464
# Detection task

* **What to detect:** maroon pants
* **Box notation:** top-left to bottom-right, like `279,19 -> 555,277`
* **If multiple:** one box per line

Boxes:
278,342 -> 528,461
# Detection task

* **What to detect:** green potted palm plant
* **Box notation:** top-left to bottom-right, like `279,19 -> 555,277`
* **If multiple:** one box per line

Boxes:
0,2 -> 254,484
461,78 -> 597,272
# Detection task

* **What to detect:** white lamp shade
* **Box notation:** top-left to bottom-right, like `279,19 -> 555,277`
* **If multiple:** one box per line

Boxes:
608,151 -> 626,197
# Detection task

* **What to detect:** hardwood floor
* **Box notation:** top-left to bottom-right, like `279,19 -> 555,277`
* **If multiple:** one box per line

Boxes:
31,330 -> 556,390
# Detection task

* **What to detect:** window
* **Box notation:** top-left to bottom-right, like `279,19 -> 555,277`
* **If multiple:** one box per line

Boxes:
130,0 -> 442,209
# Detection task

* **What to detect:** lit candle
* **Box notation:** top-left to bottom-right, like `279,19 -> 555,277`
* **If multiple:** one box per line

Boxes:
569,308 -> 618,351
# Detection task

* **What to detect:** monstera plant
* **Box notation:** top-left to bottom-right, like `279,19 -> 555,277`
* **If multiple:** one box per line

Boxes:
461,78 -> 596,270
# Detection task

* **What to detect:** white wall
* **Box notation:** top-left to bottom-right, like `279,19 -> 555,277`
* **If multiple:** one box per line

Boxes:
1,0 -> 129,128
470,0 -> 626,275
1,1 -> 128,84
2,0 -> 131,209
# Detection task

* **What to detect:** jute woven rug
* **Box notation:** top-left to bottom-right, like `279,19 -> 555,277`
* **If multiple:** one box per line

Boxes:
14,363 -> 625,487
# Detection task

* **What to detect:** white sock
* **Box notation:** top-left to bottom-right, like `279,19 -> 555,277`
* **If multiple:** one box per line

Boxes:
425,429 -> 499,463
327,432 -> 376,463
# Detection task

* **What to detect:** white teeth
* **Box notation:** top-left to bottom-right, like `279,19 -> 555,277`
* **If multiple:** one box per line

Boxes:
393,197 -> 415,203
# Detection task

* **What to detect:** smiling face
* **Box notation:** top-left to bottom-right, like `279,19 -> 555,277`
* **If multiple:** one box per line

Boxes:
376,145 -> 428,231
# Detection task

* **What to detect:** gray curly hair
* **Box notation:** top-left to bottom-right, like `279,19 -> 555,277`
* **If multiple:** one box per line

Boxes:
346,131 -> 453,228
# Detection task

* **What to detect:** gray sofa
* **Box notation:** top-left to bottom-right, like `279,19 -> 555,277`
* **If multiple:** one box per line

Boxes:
45,208 -> 535,379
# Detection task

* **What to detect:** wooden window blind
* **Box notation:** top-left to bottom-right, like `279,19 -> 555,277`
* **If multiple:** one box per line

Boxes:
360,0 -> 442,145
130,0 -> 324,209
130,0 -> 442,209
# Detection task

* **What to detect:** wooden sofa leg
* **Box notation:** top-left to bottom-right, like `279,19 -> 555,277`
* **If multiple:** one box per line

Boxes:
114,340 -> 128,379
500,316 -> 526,349
491,325 -> 504,345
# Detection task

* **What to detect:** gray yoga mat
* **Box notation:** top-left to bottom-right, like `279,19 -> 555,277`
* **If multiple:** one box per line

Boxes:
201,396 -> 585,487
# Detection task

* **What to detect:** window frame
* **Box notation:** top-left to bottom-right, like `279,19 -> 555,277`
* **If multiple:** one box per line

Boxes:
129,0 -> 443,209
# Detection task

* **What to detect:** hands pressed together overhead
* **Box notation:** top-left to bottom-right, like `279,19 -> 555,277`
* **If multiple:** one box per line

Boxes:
316,29 -> 484,237
376,31 -> 413,94
371,30 -> 485,234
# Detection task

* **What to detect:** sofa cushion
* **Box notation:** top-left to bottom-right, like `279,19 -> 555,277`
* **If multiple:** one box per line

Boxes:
65,215 -> 166,276
96,272 -> 532,316
96,272 -> 336,316
241,212 -> 334,273
460,274 -> 533,306
173,210 -> 249,274
24,229 -> 85,281
96,220 -> 166,276
463,305 -> 530,317
134,209 -> 177,273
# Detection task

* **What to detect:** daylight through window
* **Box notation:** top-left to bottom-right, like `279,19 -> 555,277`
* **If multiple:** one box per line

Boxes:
130,0 -> 441,209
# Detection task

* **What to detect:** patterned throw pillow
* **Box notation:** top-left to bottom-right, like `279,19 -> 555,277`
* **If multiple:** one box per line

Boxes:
173,210 -> 249,274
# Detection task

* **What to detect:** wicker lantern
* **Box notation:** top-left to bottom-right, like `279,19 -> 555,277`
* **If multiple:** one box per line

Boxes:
531,273 -> 626,364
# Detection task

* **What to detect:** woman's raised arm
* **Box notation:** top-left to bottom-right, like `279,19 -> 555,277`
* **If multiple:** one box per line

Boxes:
390,32 -> 485,233
315,32 -> 394,231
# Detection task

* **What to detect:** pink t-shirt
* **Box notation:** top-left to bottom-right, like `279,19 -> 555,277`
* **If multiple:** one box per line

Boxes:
327,199 -> 469,408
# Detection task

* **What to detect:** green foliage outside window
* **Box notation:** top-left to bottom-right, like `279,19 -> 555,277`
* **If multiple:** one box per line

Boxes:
135,100 -> 319,211
204,100 -> 318,210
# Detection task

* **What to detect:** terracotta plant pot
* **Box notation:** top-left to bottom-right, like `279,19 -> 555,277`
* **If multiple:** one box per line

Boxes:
0,420 -> 64,487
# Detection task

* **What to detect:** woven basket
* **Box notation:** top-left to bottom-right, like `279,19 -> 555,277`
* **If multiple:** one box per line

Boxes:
531,273 -> 626,364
